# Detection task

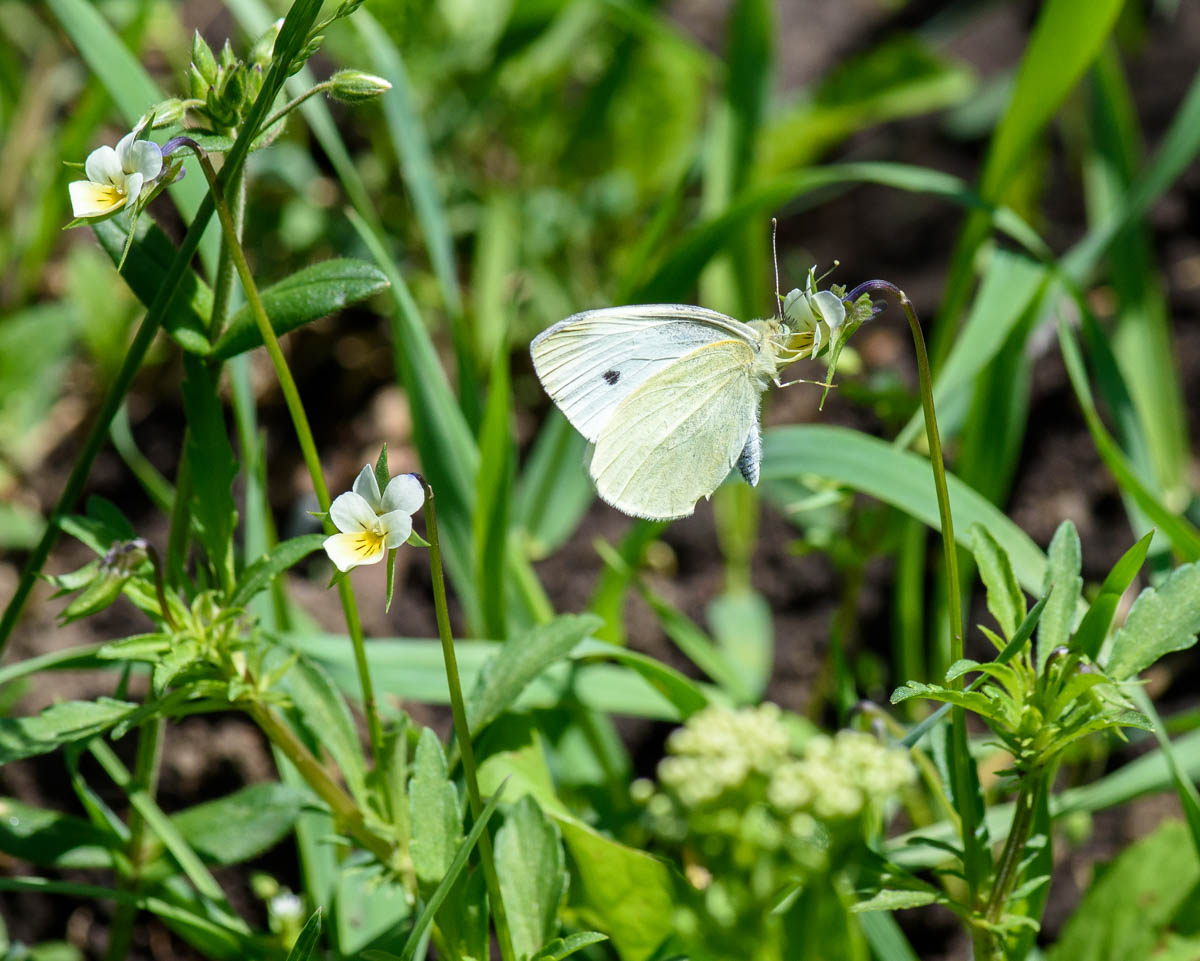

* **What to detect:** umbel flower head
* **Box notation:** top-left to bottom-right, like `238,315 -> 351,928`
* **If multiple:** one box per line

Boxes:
68,130 -> 163,221
323,465 -> 424,572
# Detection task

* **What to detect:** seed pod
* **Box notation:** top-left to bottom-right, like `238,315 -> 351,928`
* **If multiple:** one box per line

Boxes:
329,69 -> 392,103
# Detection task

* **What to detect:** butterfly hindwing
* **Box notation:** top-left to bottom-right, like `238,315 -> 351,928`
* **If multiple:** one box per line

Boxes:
590,339 -> 761,520
530,305 -> 760,442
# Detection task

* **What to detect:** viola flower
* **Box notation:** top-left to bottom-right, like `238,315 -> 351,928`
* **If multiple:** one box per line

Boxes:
68,131 -> 164,221
783,267 -> 846,360
322,466 -> 424,573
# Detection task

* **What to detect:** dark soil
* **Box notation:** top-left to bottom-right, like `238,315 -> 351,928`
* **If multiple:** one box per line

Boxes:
5,1 -> 1200,958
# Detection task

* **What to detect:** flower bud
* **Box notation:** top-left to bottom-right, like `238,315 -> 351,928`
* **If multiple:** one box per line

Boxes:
145,98 -> 186,128
329,69 -> 393,103
192,31 -> 218,85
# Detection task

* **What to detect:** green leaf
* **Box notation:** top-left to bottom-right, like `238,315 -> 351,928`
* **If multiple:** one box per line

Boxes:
570,640 -> 709,719
530,932 -> 610,961
496,796 -> 567,960
1107,563 -> 1200,680
210,260 -> 389,360
851,890 -> 945,912
855,910 -> 920,961
707,588 -> 773,700
182,358 -> 237,590
0,699 -> 136,763
285,909 -> 323,961
409,728 -> 462,886
230,534 -> 325,608
466,614 -> 603,735
970,523 -> 1026,640
474,345 -> 514,639
1038,521 -> 1083,674
763,426 -> 1047,593
1071,531 -> 1153,661
171,783 -> 308,865
980,0 -> 1124,198
334,862 -> 412,956
97,632 -> 171,662
0,797 -> 115,868
93,219 -> 213,354
278,652 -> 370,808
514,411 -> 593,560
1046,820 -> 1199,961
398,783 -> 505,961
556,816 -> 674,961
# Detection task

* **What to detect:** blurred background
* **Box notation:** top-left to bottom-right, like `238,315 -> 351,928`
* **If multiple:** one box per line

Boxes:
2,0 -> 1200,957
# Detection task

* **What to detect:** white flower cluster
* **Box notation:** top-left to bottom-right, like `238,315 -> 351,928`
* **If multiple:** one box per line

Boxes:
768,730 -> 916,821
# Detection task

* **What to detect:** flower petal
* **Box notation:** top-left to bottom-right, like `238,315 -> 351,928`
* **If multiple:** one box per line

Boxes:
380,510 -> 413,548
124,172 -> 144,206
85,145 -> 122,185
351,465 -> 382,512
329,491 -> 377,533
381,473 -> 424,515
126,138 -> 163,181
69,180 -> 125,219
323,531 -> 385,572
813,290 -> 846,331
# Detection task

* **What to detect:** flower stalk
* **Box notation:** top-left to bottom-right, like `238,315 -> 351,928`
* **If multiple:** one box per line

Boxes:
421,478 -> 516,961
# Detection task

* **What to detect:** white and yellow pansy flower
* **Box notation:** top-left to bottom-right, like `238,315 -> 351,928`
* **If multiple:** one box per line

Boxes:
68,131 -> 164,221
322,466 -> 425,573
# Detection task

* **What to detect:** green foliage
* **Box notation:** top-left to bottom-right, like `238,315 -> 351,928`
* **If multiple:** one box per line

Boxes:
171,783 -> 308,864
496,796 -> 568,960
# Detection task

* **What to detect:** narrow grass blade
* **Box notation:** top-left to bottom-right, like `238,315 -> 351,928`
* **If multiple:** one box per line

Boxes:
286,909 -> 323,961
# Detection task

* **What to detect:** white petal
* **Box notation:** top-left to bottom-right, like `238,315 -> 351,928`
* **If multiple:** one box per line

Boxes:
380,511 -> 413,548
69,180 -> 126,218
351,465 -> 382,511
323,531 -> 385,572
124,172 -> 144,206
116,132 -> 135,170
126,138 -> 163,181
813,290 -> 846,331
85,145 -> 122,185
329,491 -> 377,533
381,473 -> 424,515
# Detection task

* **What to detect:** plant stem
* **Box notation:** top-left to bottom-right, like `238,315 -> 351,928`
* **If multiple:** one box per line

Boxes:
421,479 -> 516,961
259,81 -> 334,136
981,773 -> 1041,958
846,281 -> 983,919
103,716 -> 164,961
179,140 -> 393,820
245,700 -> 397,867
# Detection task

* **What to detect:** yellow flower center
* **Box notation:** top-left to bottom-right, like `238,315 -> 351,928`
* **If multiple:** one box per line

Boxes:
351,527 -> 386,559
97,183 -> 126,207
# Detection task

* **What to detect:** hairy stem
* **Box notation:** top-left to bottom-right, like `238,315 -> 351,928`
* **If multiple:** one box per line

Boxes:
422,480 -> 516,961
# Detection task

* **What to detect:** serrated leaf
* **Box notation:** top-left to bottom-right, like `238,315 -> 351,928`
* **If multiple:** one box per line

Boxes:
409,728 -> 462,886
971,523 -> 1026,639
0,699 -> 137,763
1038,520 -> 1082,674
466,614 -> 602,735
210,259 -> 389,360
496,796 -> 566,960
945,659 -> 980,682
153,639 -> 202,695
1107,562 -> 1200,680
171,783 -> 308,864
230,534 -> 325,608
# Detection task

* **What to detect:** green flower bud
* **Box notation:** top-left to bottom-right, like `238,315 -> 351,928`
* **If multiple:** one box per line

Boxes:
145,98 -> 186,128
192,31 -> 218,84
329,69 -> 393,103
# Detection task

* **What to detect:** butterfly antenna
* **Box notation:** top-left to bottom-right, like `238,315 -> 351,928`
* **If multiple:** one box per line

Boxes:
771,218 -> 783,322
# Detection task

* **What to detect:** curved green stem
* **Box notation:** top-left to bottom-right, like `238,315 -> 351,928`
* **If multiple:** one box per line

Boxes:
259,81 -> 335,137
177,139 -> 392,821
422,479 -> 516,961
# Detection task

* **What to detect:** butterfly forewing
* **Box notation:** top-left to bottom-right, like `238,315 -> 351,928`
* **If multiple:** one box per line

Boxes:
590,340 -> 761,520
530,305 -> 759,442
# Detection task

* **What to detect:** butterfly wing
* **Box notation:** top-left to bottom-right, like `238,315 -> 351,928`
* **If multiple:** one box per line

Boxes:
590,339 -> 761,520
530,305 -> 759,442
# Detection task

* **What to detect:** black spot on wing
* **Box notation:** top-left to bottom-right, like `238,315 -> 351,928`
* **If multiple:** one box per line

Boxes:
602,369 -> 620,385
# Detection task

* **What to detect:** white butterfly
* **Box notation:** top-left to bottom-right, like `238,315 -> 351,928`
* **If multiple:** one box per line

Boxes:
530,297 -> 842,521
